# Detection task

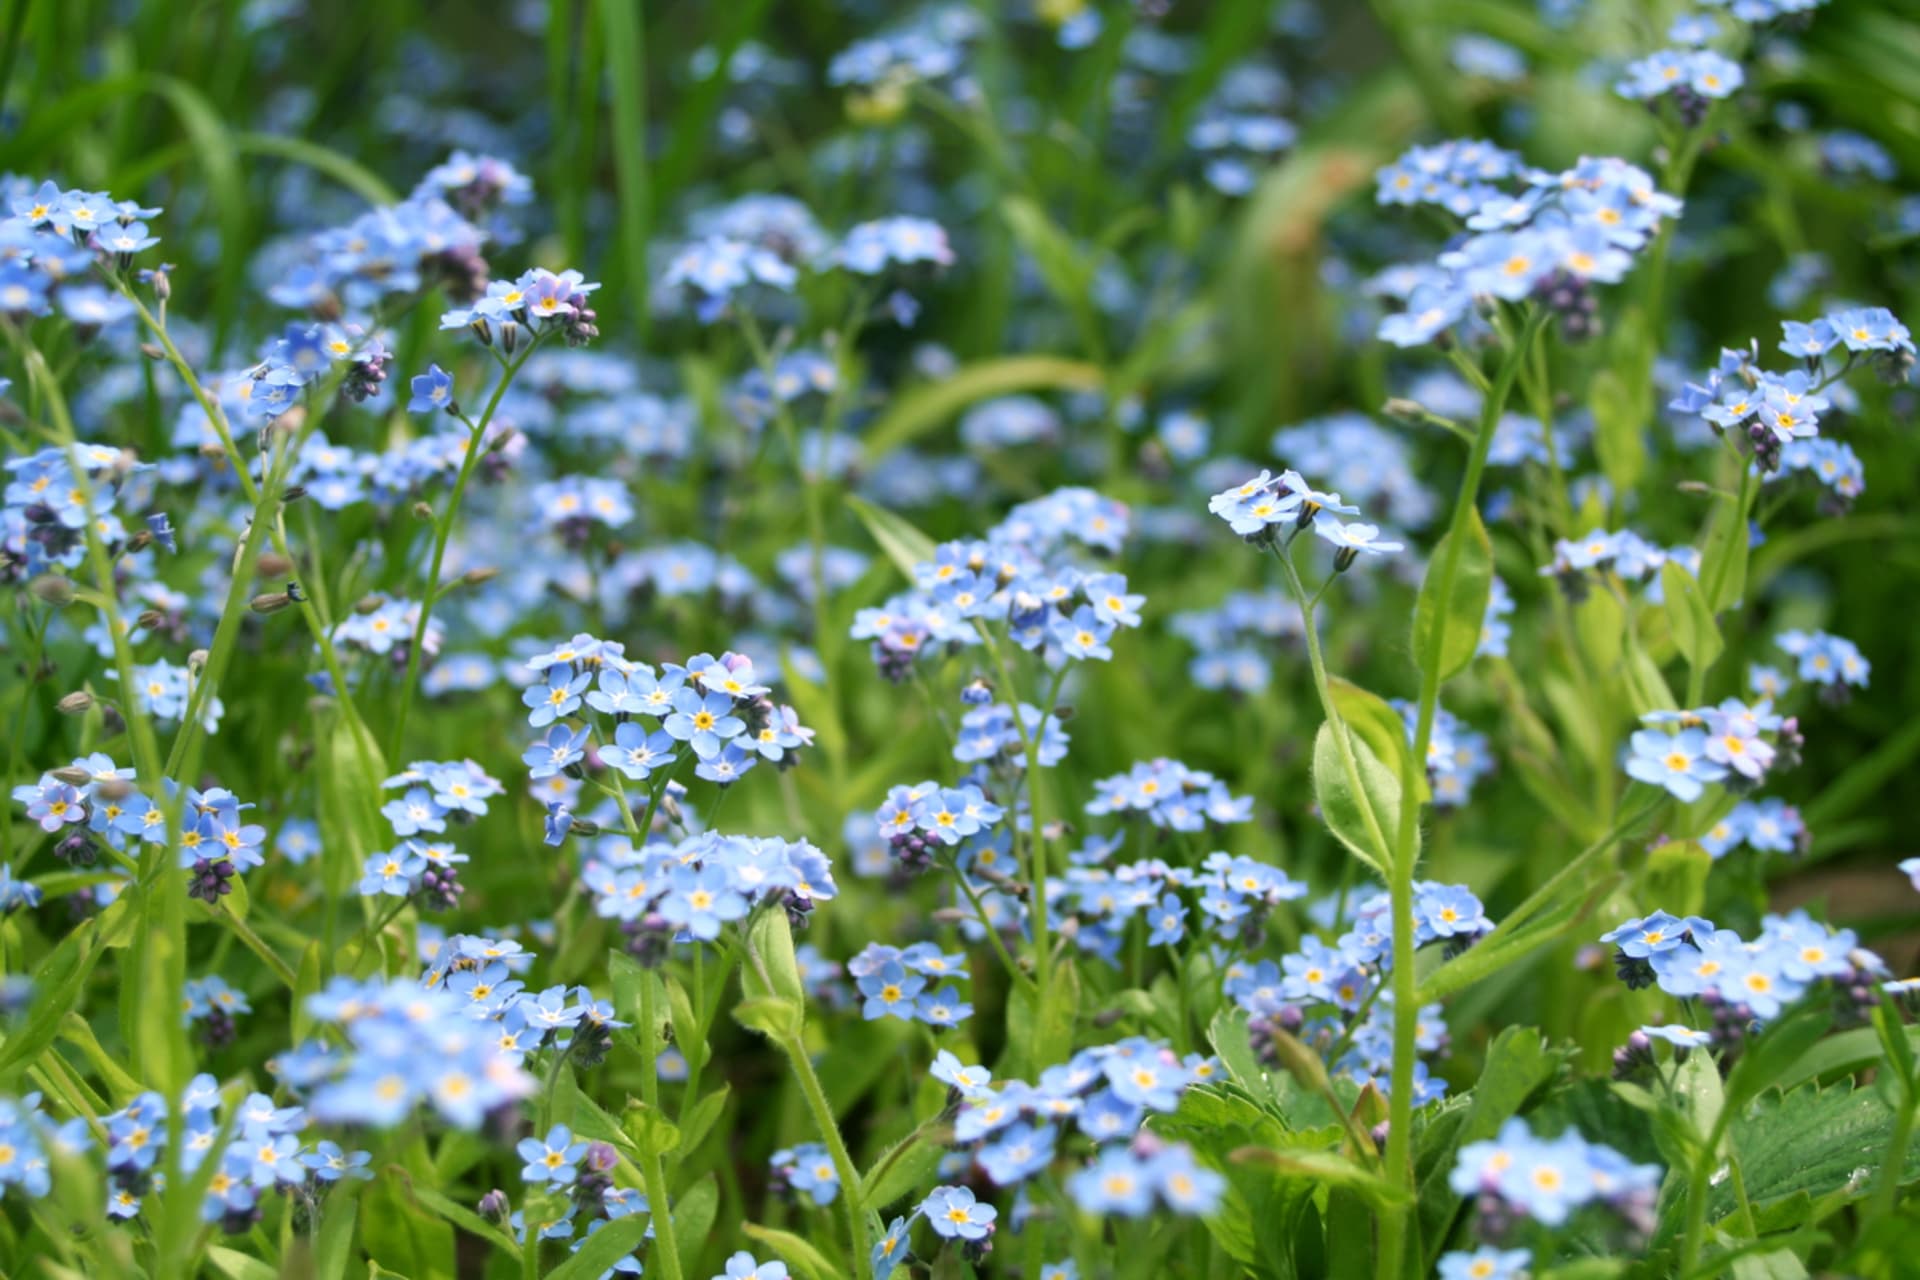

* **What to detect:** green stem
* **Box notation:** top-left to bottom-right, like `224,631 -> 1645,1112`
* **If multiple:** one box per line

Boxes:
972,623 -> 1056,996
389,344 -> 537,758
779,1031 -> 871,1268
635,974 -> 684,1280
1379,309 -> 1546,1280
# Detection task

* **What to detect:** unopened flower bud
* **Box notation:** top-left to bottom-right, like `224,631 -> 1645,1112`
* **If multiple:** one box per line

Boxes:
140,342 -> 165,361
257,553 -> 293,578
49,766 -> 92,786
462,566 -> 498,586
412,502 -> 435,521
28,575 -> 75,606
250,592 -> 292,615
56,691 -> 95,716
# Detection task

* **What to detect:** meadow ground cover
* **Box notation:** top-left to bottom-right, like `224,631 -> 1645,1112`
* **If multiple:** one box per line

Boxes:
2,1 -> 1920,1277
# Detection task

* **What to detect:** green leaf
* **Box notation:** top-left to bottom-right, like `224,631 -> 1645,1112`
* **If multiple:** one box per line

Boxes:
609,950 -> 671,1048
291,940 -> 323,1044
742,1223 -> 846,1280
206,1246 -> 279,1280
314,1190 -> 360,1280
1700,488 -> 1751,613
1312,720 -> 1404,879
1777,1023 -> 1920,1093
0,918 -> 102,1074
671,1175 -> 721,1276
1590,369 -> 1647,498
860,356 -> 1103,462
742,908 -> 805,1007
1712,1083 -> 1920,1223
862,1126 -> 951,1212
1723,1005 -> 1834,1118
733,995 -> 805,1041
1005,954 -> 1080,1072
677,1084 -> 731,1157
395,1177 -> 520,1261
846,495 -> 937,581
1661,562 -> 1723,676
622,1100 -> 681,1157
1232,1146 -> 1410,1211
1327,676 -> 1429,804
1641,840 -> 1713,920
545,1214 -> 650,1280
1411,504 -> 1494,684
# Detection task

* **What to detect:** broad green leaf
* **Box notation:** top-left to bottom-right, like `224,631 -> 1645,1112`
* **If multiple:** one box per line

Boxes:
670,1175 -> 721,1276
1723,1005 -> 1834,1118
1710,1083 -> 1920,1225
1590,369 -> 1646,498
860,356 -> 1102,462
1778,1023 -> 1920,1093
1411,505 -> 1494,684
1311,720 -> 1403,879
741,908 -> 805,1007
206,1247 -> 278,1280
1327,676 -> 1428,804
733,995 -> 804,1041
1661,562 -> 1723,676
846,495 -> 937,581
1005,955 -> 1080,1072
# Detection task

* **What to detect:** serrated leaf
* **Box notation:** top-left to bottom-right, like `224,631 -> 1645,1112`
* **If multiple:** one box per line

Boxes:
1312,720 -> 1404,879
1412,505 -> 1494,684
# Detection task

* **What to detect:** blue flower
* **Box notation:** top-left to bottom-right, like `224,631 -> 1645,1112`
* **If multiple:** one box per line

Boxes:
658,865 -> 747,941
921,1184 -> 996,1240
858,961 -> 925,1021
976,1121 -> 1056,1185
663,687 -> 746,759
1624,727 -> 1728,801
407,364 -> 455,414
519,1125 -> 589,1185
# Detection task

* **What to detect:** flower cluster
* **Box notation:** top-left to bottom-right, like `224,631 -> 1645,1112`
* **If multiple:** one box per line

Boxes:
1208,468 -> 1405,566
1394,700 -> 1495,808
1086,759 -> 1254,831
1450,1118 -> 1659,1240
850,941 -> 974,1027
1057,850 -> 1308,964
873,779 -> 1005,873
1623,698 -> 1802,801
1669,312 -> 1913,472
1602,908 -> 1882,1035
1373,148 -> 1681,347
581,830 -> 836,952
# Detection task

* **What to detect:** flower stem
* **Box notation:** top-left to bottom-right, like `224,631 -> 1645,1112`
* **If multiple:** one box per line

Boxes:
389,343 -> 538,759
1378,308 -> 1547,1280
